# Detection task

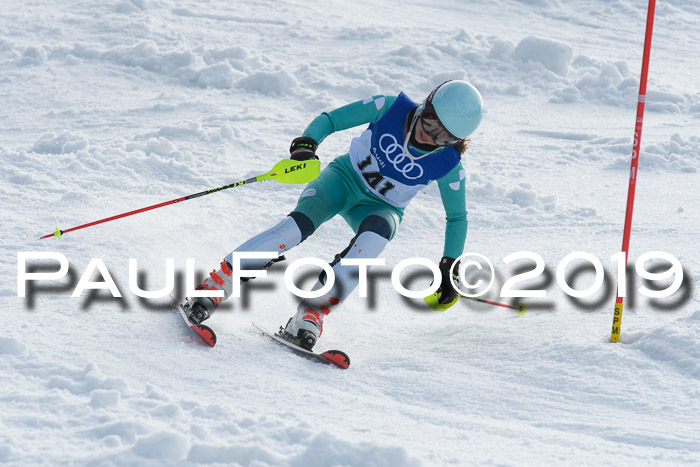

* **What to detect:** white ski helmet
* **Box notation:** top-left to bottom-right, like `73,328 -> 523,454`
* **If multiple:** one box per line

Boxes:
422,80 -> 483,139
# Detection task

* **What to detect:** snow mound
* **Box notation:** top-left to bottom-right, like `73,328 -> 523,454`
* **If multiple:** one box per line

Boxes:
506,184 -> 551,208
0,443 -> 18,462
606,133 -> 700,173
17,46 -> 47,66
0,337 -> 27,355
46,362 -> 130,395
632,311 -> 700,378
476,34 -> 700,112
1,352 -> 423,465
470,176 -> 555,208
555,56 -> 699,112
236,69 -> 299,95
44,40 -> 271,90
88,40 -> 193,74
513,36 -> 573,77
89,389 -> 121,409
291,433 -> 422,467
192,62 -> 238,89
132,430 -> 190,461
186,442 -> 284,464
30,131 -> 89,154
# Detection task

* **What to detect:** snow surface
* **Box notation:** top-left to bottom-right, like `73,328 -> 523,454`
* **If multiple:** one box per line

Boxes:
1,0 -> 699,465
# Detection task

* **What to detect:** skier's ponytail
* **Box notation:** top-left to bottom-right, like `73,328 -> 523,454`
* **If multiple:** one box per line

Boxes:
455,138 -> 469,155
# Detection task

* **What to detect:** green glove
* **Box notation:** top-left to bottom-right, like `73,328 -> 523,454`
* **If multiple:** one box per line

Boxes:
424,256 -> 460,311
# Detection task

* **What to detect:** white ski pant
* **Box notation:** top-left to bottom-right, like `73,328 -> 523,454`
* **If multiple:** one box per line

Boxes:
188,213 -> 391,338
285,228 -> 388,338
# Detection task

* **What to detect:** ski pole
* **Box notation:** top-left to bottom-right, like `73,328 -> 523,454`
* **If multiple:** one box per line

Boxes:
40,158 -> 320,239
461,296 -> 527,315
425,290 -> 526,315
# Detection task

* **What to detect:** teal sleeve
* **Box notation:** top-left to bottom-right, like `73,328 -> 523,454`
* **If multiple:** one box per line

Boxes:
302,95 -> 397,144
436,163 -> 468,258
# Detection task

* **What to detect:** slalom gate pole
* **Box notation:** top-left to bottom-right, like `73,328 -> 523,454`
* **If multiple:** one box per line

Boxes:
610,0 -> 656,342
40,159 -> 320,240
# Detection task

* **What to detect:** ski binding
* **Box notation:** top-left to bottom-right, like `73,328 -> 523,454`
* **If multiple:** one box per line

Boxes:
177,303 -> 217,347
252,322 -> 350,369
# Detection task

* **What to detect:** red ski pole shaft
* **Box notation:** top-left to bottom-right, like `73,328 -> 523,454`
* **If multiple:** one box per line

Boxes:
40,176 -> 258,239
462,296 -> 527,315
610,0 -> 656,342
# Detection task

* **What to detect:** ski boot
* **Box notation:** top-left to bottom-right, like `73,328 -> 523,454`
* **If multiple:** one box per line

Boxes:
279,317 -> 318,351
183,301 -> 210,326
298,329 -> 317,351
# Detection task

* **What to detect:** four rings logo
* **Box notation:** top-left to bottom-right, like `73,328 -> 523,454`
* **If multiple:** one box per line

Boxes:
378,134 -> 423,180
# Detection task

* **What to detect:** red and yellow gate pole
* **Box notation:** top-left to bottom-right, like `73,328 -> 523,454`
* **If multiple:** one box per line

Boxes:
610,0 -> 656,342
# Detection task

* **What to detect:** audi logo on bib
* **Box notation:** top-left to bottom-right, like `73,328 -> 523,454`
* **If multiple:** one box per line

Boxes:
379,134 -> 423,180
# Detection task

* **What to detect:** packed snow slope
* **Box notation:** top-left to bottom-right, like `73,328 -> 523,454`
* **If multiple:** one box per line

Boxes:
1,0 -> 699,465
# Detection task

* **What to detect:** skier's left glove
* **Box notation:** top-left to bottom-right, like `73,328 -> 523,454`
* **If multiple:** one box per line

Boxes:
437,256 -> 460,307
290,136 -> 319,161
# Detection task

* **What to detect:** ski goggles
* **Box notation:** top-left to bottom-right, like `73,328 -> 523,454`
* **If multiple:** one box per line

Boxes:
419,80 -> 463,147
419,111 -> 461,146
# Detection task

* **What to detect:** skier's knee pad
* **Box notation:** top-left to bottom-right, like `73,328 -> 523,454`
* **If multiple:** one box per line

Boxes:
357,215 -> 392,240
288,211 -> 315,242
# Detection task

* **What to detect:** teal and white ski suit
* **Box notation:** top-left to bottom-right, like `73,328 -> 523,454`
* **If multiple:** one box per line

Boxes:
190,93 -> 469,340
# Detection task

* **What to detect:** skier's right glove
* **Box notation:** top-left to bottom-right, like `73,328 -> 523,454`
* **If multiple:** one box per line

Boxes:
437,256 -> 460,308
290,136 -> 319,161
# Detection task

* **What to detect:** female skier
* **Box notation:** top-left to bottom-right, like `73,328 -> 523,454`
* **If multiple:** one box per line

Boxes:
183,80 -> 483,350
